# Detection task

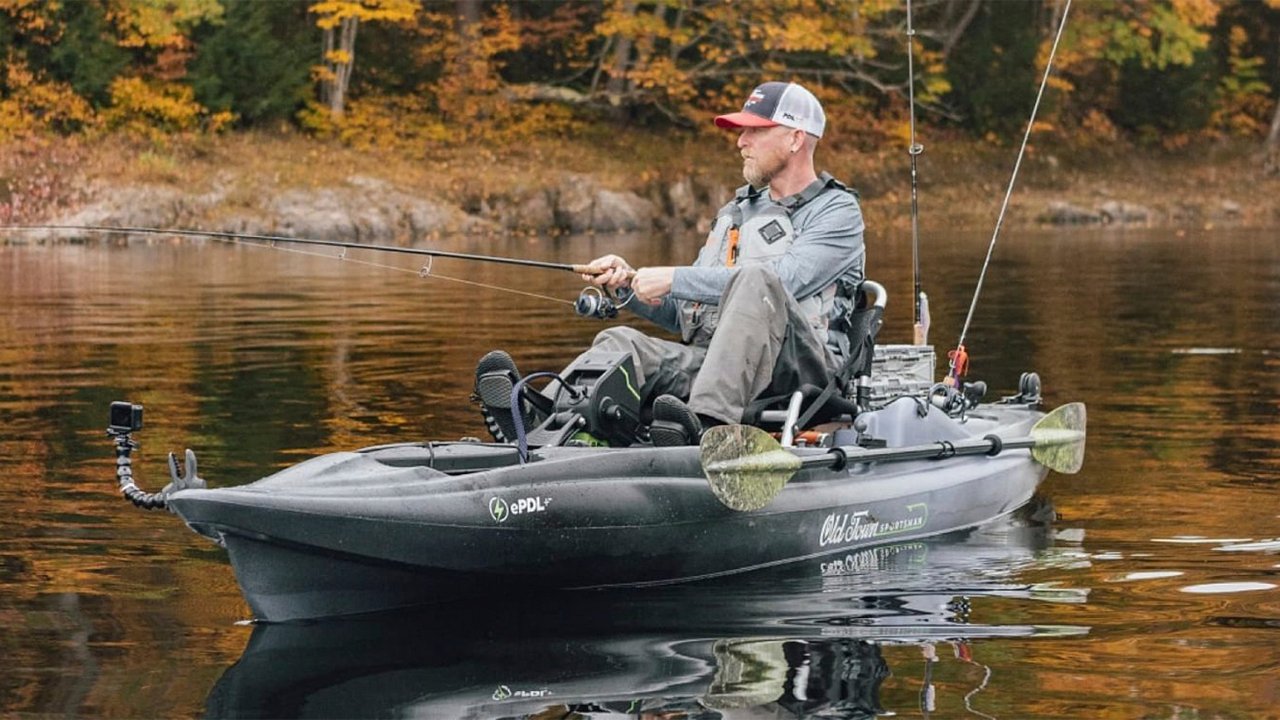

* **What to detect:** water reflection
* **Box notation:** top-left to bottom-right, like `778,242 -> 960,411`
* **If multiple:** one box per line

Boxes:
205,500 -> 1088,719
3,231 -> 1279,717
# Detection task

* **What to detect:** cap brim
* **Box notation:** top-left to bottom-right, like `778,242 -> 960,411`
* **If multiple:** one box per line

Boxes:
714,112 -> 778,130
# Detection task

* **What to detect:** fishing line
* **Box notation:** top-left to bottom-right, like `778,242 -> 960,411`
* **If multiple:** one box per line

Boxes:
947,0 -> 1072,382
227,236 -> 573,306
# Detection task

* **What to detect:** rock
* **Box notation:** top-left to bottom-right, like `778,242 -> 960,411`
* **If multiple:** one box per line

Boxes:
555,175 -> 597,233
515,190 -> 557,231
474,188 -> 558,232
1037,201 -> 1101,225
653,174 -> 729,232
553,174 -> 655,233
1097,200 -> 1153,224
269,187 -> 361,240
52,184 -> 211,234
1170,202 -> 1202,223
266,176 -> 494,241
1216,199 -> 1242,219
666,176 -> 699,226
49,175 -> 496,244
592,188 -> 654,232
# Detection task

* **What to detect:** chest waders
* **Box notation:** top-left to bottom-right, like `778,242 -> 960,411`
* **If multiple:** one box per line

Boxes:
679,172 -> 858,346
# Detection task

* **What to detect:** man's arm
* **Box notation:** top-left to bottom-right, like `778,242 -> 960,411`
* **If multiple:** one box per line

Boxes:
581,253 -> 682,332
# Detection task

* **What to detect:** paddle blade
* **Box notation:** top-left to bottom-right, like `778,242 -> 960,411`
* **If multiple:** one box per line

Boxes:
1030,402 -> 1087,474
700,425 -> 801,511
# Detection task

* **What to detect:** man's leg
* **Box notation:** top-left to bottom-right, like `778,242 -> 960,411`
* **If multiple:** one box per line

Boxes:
687,265 -> 833,425
590,326 -> 705,411
477,328 -> 704,442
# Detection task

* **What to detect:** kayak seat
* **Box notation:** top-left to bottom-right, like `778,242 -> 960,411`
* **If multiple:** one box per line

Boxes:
741,280 -> 886,432
833,279 -> 887,399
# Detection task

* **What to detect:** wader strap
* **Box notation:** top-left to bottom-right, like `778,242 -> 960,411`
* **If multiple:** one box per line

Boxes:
779,172 -> 843,211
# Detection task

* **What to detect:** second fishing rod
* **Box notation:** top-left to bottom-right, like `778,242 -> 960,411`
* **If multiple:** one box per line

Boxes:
7,223 -> 635,319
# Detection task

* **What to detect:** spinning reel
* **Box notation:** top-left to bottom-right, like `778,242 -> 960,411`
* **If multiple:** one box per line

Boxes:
575,286 -> 635,320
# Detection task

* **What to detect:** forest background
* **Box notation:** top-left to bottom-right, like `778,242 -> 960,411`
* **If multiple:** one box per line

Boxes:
2,0 -> 1280,234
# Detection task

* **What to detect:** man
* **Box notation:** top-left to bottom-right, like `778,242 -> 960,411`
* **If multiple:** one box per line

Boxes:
478,81 -> 865,446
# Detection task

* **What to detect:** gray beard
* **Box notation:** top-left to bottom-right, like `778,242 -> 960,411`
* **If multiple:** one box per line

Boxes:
743,155 -> 784,188
743,164 -> 769,188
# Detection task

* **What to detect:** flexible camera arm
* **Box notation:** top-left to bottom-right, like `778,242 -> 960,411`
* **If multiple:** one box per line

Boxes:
107,402 -> 205,510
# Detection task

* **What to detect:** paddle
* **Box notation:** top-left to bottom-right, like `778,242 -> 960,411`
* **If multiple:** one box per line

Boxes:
700,402 -> 1087,511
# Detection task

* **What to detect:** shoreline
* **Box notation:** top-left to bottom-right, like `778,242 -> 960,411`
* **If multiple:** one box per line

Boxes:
2,131 -> 1277,242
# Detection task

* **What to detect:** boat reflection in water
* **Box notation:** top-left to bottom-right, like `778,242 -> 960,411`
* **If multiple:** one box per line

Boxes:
204,498 -> 1088,719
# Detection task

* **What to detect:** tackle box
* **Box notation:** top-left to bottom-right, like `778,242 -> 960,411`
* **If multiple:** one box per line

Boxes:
866,344 -> 936,406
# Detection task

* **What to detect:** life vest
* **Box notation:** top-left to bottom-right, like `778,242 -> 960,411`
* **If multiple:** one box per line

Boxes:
679,172 -> 857,344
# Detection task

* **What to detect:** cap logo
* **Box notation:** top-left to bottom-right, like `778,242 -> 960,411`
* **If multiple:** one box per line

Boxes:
745,89 -> 766,106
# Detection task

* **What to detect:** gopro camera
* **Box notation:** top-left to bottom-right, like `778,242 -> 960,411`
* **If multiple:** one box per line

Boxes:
108,401 -> 144,435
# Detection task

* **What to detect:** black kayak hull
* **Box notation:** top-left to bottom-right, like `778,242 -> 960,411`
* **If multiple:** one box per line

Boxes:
167,400 -> 1049,621
204,505 -> 1087,719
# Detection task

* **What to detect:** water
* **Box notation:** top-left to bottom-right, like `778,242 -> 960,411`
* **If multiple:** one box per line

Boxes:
1,227 -> 1277,718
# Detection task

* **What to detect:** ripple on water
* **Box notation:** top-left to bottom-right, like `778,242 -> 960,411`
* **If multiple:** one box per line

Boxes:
1150,536 -> 1254,544
1216,539 -> 1280,552
1170,347 -> 1243,355
1180,582 -> 1277,594
1107,571 -> 1185,582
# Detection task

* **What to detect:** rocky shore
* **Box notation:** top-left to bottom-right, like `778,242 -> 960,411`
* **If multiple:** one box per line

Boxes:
6,134 -> 1278,243
37,172 -> 1276,245
42,171 -> 729,242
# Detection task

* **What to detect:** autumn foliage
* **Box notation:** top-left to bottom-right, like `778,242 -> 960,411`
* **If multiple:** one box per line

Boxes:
0,0 -> 1276,152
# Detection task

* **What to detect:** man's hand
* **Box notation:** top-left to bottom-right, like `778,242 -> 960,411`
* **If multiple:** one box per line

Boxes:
632,266 -> 675,305
581,254 -> 634,291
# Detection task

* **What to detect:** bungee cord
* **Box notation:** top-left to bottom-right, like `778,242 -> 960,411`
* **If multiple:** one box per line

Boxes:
946,0 -> 1073,385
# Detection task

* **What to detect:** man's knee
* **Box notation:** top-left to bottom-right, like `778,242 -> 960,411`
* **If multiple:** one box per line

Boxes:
721,264 -> 788,312
593,325 -> 647,349
724,264 -> 784,295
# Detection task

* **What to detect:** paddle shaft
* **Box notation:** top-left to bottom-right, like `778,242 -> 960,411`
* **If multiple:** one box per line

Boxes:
6,223 -> 596,275
798,434 -> 1031,471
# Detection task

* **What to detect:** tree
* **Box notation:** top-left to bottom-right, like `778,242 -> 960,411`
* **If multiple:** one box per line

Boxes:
944,0 -> 1042,137
1263,0 -> 1280,159
309,0 -> 419,120
1270,90 -> 1280,147
189,0 -> 316,126
31,1 -> 129,105
1047,0 -> 1222,139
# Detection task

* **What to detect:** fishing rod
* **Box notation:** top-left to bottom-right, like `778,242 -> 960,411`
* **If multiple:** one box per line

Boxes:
905,0 -> 929,346
2,223 -> 632,318
945,0 -> 1073,387
6,223 -> 594,273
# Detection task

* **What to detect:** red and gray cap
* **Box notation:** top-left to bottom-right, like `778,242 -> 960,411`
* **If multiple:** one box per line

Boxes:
714,81 -> 826,138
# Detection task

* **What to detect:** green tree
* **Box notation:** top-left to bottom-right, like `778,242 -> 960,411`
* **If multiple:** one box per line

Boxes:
1112,50 -> 1215,140
189,0 -> 316,126
28,1 -> 128,106
944,0 -> 1042,137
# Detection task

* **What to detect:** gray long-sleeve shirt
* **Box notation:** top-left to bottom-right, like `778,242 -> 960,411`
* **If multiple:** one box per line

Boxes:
629,181 -> 865,341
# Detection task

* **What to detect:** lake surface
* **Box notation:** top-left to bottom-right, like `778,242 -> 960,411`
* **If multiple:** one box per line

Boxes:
1,226 -> 1277,719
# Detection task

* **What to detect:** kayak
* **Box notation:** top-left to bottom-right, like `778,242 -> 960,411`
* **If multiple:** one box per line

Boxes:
204,505 -> 1089,718
106,361 -> 1086,621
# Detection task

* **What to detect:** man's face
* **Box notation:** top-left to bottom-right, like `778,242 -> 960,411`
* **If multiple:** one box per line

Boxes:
737,125 -> 799,187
